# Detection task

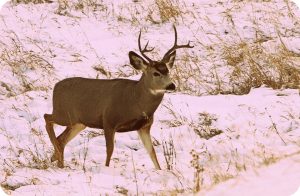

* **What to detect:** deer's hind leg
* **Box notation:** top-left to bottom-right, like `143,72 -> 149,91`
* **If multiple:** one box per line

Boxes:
50,126 -> 71,164
50,123 -> 86,168
104,129 -> 115,167
44,114 -> 64,168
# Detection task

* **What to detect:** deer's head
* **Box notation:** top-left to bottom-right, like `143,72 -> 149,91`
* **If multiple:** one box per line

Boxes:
129,26 -> 193,95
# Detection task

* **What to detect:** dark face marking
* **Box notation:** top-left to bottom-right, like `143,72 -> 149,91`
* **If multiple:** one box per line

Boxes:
153,62 -> 169,75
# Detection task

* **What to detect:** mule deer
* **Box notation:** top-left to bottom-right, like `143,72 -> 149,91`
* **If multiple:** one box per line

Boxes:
44,26 -> 193,169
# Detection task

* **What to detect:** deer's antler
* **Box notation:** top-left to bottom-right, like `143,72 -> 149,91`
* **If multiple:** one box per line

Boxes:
162,25 -> 194,62
138,30 -> 154,64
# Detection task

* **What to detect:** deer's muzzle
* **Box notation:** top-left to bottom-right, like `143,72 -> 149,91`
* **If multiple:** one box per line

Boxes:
166,83 -> 176,91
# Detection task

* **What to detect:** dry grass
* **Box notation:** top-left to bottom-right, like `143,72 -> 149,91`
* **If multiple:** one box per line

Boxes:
8,0 -> 299,97
223,41 -> 300,94
155,0 -> 182,23
165,0 -> 300,96
0,124 -> 50,171
11,0 -> 52,4
162,102 -> 223,140
0,32 -> 54,96
61,0 -> 107,15
10,0 -> 299,97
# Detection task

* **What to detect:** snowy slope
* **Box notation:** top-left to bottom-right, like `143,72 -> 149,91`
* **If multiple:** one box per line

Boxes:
0,0 -> 300,195
202,153 -> 300,196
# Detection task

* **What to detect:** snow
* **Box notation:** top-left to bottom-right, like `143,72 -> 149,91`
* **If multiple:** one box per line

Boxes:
202,153 -> 300,196
0,0 -> 300,195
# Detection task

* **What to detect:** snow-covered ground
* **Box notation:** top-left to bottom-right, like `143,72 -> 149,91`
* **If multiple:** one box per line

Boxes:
202,152 -> 300,196
0,0 -> 300,195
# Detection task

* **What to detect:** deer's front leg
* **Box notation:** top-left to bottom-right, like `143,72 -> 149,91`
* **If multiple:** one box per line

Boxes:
138,125 -> 161,170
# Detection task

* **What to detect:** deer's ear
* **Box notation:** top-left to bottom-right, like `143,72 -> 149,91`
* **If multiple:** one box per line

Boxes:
163,50 -> 176,69
129,51 -> 148,71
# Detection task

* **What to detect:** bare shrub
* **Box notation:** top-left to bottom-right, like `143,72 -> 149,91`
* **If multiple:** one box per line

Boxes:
190,149 -> 203,193
192,113 -> 223,140
162,135 -> 176,170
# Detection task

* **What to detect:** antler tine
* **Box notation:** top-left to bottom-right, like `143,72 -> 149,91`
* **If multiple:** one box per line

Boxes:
163,25 -> 194,60
173,24 -> 177,47
138,30 -> 154,63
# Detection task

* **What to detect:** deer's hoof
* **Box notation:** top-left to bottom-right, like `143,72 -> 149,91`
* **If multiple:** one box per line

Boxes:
51,153 -> 58,162
57,161 -> 64,168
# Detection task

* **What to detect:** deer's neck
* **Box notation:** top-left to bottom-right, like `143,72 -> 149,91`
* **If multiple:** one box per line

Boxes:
134,74 -> 164,117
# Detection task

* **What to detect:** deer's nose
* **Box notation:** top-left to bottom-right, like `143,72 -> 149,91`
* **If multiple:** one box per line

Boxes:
166,83 -> 176,91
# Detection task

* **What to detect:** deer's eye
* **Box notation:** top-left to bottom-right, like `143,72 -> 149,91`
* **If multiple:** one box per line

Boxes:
153,72 -> 160,77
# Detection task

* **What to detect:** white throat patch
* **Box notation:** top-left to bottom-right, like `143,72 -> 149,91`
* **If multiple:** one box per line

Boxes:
149,89 -> 166,95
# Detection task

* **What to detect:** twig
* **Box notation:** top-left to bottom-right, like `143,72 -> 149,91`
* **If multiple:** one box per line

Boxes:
162,134 -> 176,170
130,150 -> 139,196
82,137 -> 90,172
265,108 -> 287,145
